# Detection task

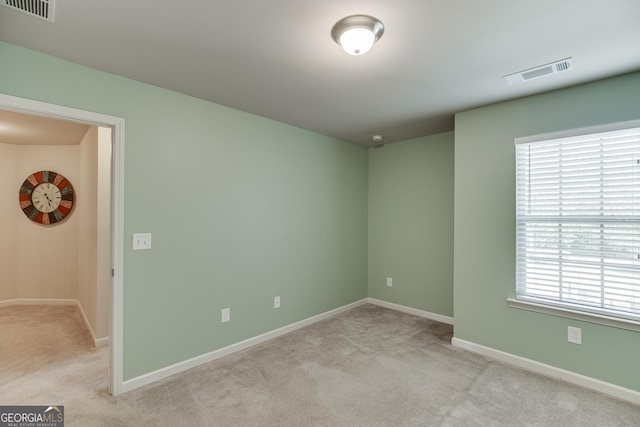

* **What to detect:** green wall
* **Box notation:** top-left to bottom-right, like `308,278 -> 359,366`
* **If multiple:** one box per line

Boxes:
0,42 -> 369,380
5,39 -> 638,393
454,71 -> 640,391
368,133 -> 454,317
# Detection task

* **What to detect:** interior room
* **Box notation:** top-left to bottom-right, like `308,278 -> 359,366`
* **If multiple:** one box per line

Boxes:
0,0 -> 639,425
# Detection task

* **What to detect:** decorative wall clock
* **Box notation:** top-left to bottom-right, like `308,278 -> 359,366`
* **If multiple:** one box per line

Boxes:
19,170 -> 75,225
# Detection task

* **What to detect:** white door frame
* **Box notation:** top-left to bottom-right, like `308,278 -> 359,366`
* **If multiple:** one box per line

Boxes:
0,93 -> 125,395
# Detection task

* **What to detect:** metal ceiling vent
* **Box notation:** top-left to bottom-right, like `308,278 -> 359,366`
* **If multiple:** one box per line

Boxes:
2,0 -> 55,22
504,58 -> 573,86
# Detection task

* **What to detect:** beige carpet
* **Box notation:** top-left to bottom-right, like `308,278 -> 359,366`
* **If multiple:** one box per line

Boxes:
1,304 -> 639,426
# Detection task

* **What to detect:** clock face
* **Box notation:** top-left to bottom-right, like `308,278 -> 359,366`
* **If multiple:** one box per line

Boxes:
19,171 -> 75,225
32,182 -> 62,213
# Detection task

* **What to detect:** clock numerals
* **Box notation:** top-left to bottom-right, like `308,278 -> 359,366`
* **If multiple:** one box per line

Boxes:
53,173 -> 64,186
26,174 -> 39,188
51,210 -> 64,222
59,200 -> 73,213
23,205 -> 38,220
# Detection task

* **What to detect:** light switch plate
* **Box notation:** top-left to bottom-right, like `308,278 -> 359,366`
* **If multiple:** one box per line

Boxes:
386,277 -> 393,287
132,233 -> 152,250
221,308 -> 230,323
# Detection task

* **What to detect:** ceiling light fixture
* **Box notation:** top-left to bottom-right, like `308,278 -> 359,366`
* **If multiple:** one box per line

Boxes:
331,15 -> 384,56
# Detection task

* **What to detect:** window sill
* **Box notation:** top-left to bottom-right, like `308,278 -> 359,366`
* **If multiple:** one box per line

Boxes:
506,298 -> 640,333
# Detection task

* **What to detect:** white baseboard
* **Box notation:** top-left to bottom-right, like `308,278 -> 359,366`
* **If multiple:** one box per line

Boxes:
121,298 -> 369,393
0,298 -> 109,348
95,336 -> 109,347
76,300 -> 97,348
367,298 -> 454,325
76,300 -> 109,348
0,298 -> 77,308
451,337 -> 640,405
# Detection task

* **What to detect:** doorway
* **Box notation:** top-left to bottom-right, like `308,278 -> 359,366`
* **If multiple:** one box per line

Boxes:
0,93 -> 124,395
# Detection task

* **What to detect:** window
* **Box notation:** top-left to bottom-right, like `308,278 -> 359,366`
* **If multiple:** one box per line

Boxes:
515,123 -> 640,322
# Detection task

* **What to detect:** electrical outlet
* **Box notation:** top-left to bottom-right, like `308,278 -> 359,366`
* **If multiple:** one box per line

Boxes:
567,326 -> 582,344
386,277 -> 393,287
274,296 -> 280,309
132,233 -> 152,250
221,308 -> 230,323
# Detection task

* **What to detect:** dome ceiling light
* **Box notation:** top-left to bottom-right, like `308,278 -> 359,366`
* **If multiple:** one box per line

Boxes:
331,15 -> 384,56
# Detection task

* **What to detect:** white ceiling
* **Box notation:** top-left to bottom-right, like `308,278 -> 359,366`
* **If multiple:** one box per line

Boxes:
1,0 -> 639,146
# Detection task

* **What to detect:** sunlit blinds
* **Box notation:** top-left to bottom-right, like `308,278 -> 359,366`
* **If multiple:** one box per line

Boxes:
515,126 -> 640,320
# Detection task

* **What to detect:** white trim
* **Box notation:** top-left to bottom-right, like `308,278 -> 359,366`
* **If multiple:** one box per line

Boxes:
507,298 -> 640,333
451,337 -> 640,405
367,298 -> 454,325
109,105 -> 125,396
0,93 -> 125,396
121,299 -> 368,393
76,300 -> 109,348
76,299 -> 98,347
0,298 -> 77,307
95,336 -> 109,347
515,118 -> 640,144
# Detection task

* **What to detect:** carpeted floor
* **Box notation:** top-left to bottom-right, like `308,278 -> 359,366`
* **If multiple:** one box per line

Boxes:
1,304 -> 639,426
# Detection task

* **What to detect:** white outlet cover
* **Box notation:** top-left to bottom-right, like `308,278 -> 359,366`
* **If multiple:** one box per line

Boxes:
386,277 -> 393,287
132,233 -> 152,250
568,326 -> 582,344
221,308 -> 230,323
274,296 -> 280,309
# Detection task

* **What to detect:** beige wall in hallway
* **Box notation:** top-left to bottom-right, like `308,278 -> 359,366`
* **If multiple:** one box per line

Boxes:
14,145 -> 80,299
77,126 -> 111,340
1,126 -> 110,341
77,127 -> 99,333
96,127 -> 111,339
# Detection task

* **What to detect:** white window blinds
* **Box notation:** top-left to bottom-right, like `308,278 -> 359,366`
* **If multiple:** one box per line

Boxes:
515,125 -> 640,321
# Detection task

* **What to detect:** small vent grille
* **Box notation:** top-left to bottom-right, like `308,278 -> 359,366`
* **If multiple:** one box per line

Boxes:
554,60 -> 571,72
504,58 -> 573,86
2,0 -> 55,22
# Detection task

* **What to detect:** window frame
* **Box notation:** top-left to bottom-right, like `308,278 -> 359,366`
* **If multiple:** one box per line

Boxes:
510,120 -> 640,331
